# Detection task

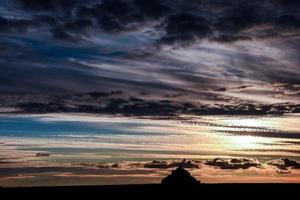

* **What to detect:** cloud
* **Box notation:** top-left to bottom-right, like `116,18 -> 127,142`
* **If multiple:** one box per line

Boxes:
0,16 -> 31,33
0,91 -> 297,116
268,158 -> 300,170
133,0 -> 170,19
85,0 -> 140,33
205,158 -> 262,169
85,157 -> 300,172
17,0 -> 80,13
159,12 -> 212,45
274,0 -> 300,7
51,18 -> 93,41
219,129 -> 300,140
143,160 -> 200,169
0,0 -> 298,43
0,0 -> 300,112
16,94 -> 186,116
94,160 -> 201,169
75,0 -> 169,34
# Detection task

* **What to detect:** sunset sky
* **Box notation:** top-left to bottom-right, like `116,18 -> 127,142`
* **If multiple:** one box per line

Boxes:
0,0 -> 300,186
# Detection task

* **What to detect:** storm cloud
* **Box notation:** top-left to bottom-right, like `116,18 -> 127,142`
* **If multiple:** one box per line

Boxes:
0,0 -> 299,42
0,0 -> 299,115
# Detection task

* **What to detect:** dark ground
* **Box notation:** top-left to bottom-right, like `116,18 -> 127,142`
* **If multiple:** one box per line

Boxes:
1,184 -> 299,198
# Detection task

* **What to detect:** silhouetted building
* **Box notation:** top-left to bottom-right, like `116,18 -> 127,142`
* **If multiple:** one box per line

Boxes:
161,161 -> 201,186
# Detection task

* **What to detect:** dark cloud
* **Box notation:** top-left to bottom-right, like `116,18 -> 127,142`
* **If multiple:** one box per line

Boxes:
0,92 -> 298,116
0,157 -> 17,165
274,0 -> 300,7
275,14 -> 300,30
62,19 -> 93,33
0,16 -> 32,33
215,85 -> 253,92
86,91 -> 123,99
268,158 -> 300,170
215,88 -> 227,92
216,2 -> 263,33
76,157 -> 300,177
51,18 -> 93,41
160,12 -> 212,45
273,84 -> 300,96
93,0 -> 140,32
75,0 -> 170,33
95,160 -> 201,169
93,157 -> 300,171
190,103 -> 300,116
0,0 -> 300,113
213,35 -> 252,43
205,158 -> 261,169
220,130 -> 300,140
143,160 -> 200,169
133,0 -> 170,19
34,15 -> 58,26
51,28 -> 79,42
0,0 -> 299,43
17,0 -> 79,13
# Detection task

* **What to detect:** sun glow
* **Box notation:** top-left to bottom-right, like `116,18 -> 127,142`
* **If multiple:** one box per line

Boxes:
222,118 -> 274,128
215,117 -> 279,151
231,136 -> 260,149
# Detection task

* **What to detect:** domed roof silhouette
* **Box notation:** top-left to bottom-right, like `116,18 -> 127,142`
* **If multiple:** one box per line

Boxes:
161,161 -> 201,186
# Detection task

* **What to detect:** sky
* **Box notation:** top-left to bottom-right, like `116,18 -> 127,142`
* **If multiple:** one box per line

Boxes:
0,0 -> 300,116
0,113 -> 300,186
1,1 -> 300,185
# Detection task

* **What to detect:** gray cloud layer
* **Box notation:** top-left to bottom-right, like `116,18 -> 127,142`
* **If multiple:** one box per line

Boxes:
2,0 -> 298,43
0,0 -> 299,114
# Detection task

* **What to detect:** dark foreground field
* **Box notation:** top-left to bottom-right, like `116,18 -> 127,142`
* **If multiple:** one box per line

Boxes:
1,184 -> 300,198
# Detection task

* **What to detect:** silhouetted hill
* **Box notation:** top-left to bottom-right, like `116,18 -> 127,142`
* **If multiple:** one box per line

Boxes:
161,163 -> 200,185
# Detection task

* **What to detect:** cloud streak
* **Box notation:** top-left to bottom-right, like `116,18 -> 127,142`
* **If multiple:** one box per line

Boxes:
0,0 -> 299,115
